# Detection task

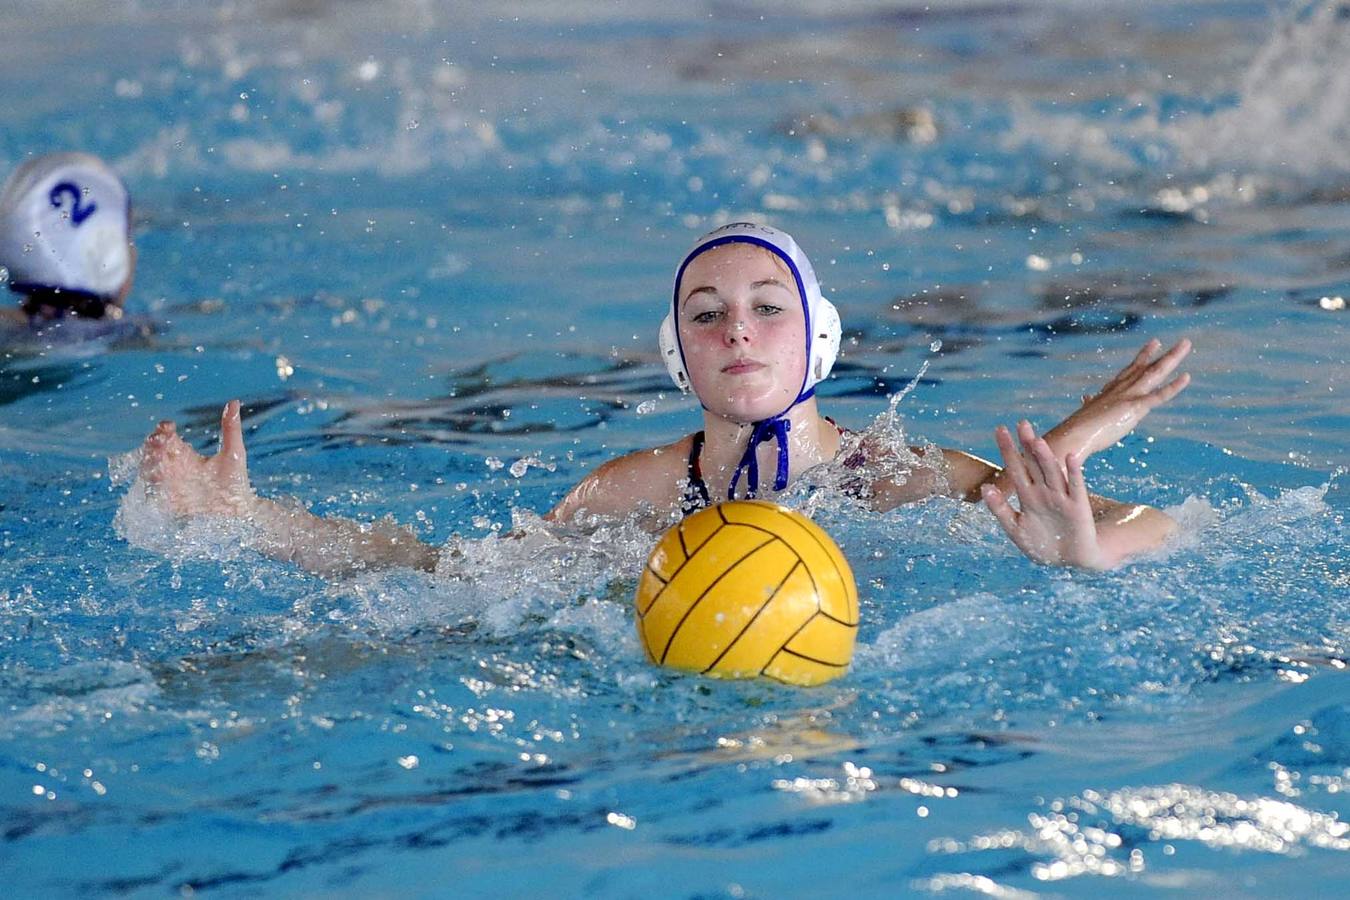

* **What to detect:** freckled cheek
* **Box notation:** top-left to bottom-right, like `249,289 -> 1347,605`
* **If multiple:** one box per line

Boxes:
760,320 -> 807,366
769,321 -> 804,346
678,334 -> 722,390
679,329 -> 717,362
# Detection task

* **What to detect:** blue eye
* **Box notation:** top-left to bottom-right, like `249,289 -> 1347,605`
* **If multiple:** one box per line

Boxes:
756,304 -> 783,316
691,310 -> 722,325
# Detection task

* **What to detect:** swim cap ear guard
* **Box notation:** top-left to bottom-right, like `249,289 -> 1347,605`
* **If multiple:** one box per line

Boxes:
0,152 -> 132,305
658,314 -> 690,391
659,222 -> 841,397
659,222 -> 843,499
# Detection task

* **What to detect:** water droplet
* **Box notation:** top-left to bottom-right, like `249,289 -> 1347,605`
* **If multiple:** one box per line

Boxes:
606,811 -> 637,830
929,339 -> 943,353
636,400 -> 657,415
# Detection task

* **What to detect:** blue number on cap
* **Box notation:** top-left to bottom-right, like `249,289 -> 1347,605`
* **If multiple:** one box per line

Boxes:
49,182 -> 98,226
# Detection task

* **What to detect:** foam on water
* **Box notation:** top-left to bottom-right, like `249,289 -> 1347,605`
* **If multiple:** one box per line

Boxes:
1170,1 -> 1350,176
1001,1 -> 1350,207
0,660 -> 161,740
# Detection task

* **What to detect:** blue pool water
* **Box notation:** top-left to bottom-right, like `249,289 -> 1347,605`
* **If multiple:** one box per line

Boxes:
2,1 -> 1347,895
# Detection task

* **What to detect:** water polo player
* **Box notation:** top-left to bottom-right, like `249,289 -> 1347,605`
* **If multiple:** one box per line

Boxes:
133,222 -> 1191,574
0,152 -> 136,324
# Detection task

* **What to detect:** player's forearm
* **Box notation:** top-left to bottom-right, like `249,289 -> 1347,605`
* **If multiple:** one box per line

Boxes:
937,448 -> 1002,502
1090,501 -> 1177,568
245,496 -> 440,577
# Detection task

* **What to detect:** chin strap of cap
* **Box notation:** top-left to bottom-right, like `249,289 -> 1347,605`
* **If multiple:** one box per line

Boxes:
725,387 -> 814,499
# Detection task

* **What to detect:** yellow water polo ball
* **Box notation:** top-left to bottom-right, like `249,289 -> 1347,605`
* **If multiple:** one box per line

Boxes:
634,500 -> 859,686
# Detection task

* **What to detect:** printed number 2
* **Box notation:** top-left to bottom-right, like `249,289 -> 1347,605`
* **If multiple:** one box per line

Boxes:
49,182 -> 98,226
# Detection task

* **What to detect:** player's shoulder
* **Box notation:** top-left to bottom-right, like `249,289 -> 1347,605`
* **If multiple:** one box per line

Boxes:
548,433 -> 698,523
598,433 -> 695,480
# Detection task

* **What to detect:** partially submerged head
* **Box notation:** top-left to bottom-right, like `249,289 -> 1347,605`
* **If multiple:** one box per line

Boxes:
0,152 -> 134,319
659,222 -> 840,422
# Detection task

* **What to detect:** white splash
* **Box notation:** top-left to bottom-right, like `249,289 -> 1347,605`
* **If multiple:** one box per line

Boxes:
1170,1 -> 1350,175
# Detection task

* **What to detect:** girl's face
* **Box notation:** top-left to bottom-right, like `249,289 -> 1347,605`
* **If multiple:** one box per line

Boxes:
676,242 -> 807,424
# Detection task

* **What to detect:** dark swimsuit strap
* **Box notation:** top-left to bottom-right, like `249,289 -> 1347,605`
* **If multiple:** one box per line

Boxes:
682,419 -> 855,515
682,430 -> 712,514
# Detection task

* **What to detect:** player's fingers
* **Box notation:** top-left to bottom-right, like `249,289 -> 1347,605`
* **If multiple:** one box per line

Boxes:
141,422 -> 184,481
219,400 -> 246,463
1137,338 -> 1192,392
144,420 -> 176,454
1122,338 -> 1161,378
1029,435 -> 1066,493
1100,337 -> 1163,394
1065,451 -> 1089,503
995,425 -> 1034,493
1151,370 -> 1191,405
981,483 -> 1019,533
1016,420 -> 1049,486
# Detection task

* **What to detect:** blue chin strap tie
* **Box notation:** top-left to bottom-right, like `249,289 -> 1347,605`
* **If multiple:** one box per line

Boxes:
726,387 -> 815,499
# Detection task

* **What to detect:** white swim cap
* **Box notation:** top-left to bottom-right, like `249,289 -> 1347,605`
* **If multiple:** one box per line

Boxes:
660,222 -> 841,401
0,152 -> 132,301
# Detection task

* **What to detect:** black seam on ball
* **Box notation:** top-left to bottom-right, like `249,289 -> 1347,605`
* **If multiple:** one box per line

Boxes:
817,608 -> 859,628
702,560 -> 803,674
777,646 -> 850,668
659,535 -> 776,665
643,564 -> 669,588
760,609 -> 820,675
760,510 -> 856,623
644,520 -> 729,616
784,516 -> 857,625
